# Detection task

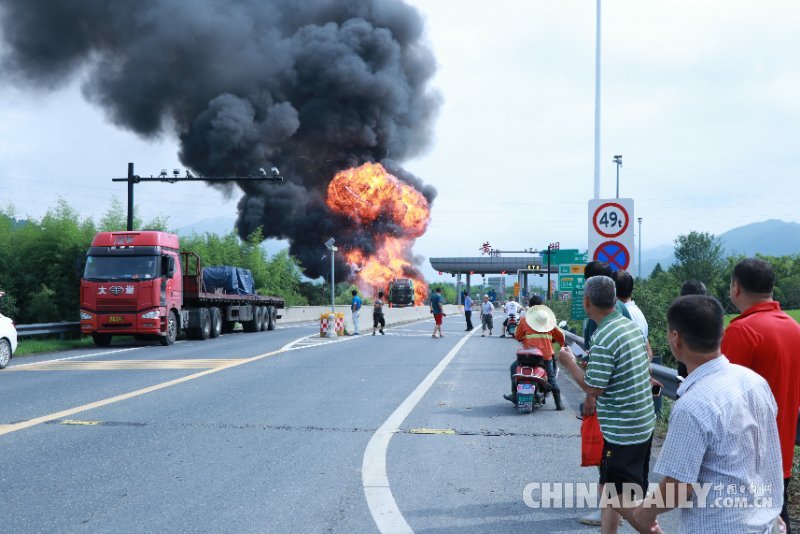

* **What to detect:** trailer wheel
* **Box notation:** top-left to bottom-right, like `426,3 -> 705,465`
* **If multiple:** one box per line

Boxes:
243,307 -> 260,333
209,307 -> 222,338
160,311 -> 178,346
258,306 -> 269,331
92,333 -> 112,347
267,306 -> 276,331
255,306 -> 266,332
197,308 -> 211,340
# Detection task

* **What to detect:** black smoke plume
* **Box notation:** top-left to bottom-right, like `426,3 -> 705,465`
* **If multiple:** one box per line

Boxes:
0,0 -> 439,279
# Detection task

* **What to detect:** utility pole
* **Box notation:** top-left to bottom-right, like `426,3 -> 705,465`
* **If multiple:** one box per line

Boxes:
546,242 -> 560,301
113,162 -> 283,231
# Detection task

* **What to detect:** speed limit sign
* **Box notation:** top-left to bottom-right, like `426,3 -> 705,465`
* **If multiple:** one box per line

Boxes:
588,198 -> 634,272
593,202 -> 629,238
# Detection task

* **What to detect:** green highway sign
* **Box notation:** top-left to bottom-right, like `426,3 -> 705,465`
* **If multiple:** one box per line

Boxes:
571,289 -> 586,320
557,263 -> 587,321
542,249 -> 588,266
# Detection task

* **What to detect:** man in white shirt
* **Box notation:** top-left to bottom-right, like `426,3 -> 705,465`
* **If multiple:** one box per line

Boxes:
480,295 -> 494,337
629,295 -> 784,534
501,299 -> 520,337
613,270 -> 653,361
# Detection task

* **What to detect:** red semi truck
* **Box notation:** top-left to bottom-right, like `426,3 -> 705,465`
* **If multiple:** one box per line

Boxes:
80,231 -> 284,347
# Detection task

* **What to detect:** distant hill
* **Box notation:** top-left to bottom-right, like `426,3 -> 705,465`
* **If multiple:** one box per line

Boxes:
640,219 -> 800,277
719,219 -> 800,257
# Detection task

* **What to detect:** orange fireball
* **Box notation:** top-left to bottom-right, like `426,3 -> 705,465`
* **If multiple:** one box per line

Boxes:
327,162 -> 431,305
327,162 -> 429,237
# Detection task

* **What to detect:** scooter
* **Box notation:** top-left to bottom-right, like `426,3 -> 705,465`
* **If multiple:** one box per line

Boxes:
512,347 -> 551,413
505,313 -> 518,337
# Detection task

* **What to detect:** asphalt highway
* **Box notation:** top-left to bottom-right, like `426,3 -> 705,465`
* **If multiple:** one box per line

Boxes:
0,314 -> 676,532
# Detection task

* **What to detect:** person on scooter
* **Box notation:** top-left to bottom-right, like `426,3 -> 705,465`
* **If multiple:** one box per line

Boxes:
504,295 -> 565,410
500,298 -> 521,337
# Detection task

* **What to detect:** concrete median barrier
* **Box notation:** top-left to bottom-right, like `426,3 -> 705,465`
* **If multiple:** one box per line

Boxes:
280,304 -> 462,333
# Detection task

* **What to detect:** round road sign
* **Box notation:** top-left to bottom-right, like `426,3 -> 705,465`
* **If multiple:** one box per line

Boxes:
592,202 -> 629,238
593,240 -> 630,271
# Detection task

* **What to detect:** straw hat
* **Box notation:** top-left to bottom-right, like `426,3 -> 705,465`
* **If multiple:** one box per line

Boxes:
526,305 -> 557,333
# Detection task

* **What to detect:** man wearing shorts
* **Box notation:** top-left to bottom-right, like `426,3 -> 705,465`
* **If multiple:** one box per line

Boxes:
559,275 -> 655,533
372,291 -> 385,336
480,294 -> 494,337
430,287 -> 444,338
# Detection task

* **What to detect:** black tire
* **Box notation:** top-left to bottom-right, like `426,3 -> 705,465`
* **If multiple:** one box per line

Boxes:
259,306 -> 269,332
266,306 -> 276,331
209,307 -> 222,338
92,333 -> 113,347
0,338 -> 11,369
243,306 -> 259,333
198,308 -> 211,340
160,310 -> 178,346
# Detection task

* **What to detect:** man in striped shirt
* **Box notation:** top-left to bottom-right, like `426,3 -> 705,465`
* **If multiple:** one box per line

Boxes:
559,275 -> 655,533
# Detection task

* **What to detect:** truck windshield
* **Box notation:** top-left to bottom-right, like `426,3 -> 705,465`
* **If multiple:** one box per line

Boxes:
84,255 -> 159,281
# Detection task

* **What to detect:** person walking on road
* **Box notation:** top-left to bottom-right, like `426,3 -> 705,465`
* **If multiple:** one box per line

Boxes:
721,258 -> 800,533
463,292 -> 474,331
372,291 -> 385,336
350,289 -> 362,335
558,275 -> 655,534
430,287 -> 444,338
480,294 -> 494,337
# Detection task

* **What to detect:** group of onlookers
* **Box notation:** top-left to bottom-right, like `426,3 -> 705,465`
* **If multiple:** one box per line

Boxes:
557,258 -> 799,533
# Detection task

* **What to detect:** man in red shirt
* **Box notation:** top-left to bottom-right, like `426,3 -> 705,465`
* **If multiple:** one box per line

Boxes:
722,258 -> 800,533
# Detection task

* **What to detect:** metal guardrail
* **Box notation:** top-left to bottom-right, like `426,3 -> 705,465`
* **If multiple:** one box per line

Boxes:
561,330 -> 680,400
16,322 -> 81,337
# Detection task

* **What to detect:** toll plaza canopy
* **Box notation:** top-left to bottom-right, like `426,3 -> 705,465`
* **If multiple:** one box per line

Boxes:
429,257 -> 549,275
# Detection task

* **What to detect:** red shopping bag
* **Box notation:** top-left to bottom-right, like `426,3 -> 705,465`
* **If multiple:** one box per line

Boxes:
581,413 -> 603,467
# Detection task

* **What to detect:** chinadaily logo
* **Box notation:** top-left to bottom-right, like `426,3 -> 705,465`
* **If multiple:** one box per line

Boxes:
522,482 -> 775,509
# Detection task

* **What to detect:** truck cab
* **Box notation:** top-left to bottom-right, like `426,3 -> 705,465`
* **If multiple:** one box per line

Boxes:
80,231 -> 182,346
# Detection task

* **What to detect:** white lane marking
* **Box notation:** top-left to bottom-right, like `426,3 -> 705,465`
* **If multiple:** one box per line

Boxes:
362,327 -> 478,533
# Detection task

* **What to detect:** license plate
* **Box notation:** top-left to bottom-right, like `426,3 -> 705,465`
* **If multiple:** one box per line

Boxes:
108,316 -> 123,323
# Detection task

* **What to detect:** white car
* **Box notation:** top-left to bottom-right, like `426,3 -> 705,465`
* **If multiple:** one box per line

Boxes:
0,311 -> 17,369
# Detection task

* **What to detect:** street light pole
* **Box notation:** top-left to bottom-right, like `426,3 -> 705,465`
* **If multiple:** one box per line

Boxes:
638,217 -> 643,278
593,0 -> 602,199
613,154 -> 622,198
113,162 -> 283,231
325,238 -> 337,312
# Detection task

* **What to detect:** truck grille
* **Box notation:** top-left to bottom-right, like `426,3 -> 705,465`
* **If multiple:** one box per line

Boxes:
96,298 -> 138,311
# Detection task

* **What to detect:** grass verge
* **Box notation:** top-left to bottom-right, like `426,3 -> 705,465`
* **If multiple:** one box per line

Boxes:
15,336 -> 96,357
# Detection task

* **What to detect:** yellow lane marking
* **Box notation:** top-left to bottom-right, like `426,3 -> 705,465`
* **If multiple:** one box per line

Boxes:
7,359 -> 247,371
60,420 -> 101,426
0,349 -> 282,437
407,428 -> 456,435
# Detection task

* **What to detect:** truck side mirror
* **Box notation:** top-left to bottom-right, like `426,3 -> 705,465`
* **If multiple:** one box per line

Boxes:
162,255 -> 175,278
